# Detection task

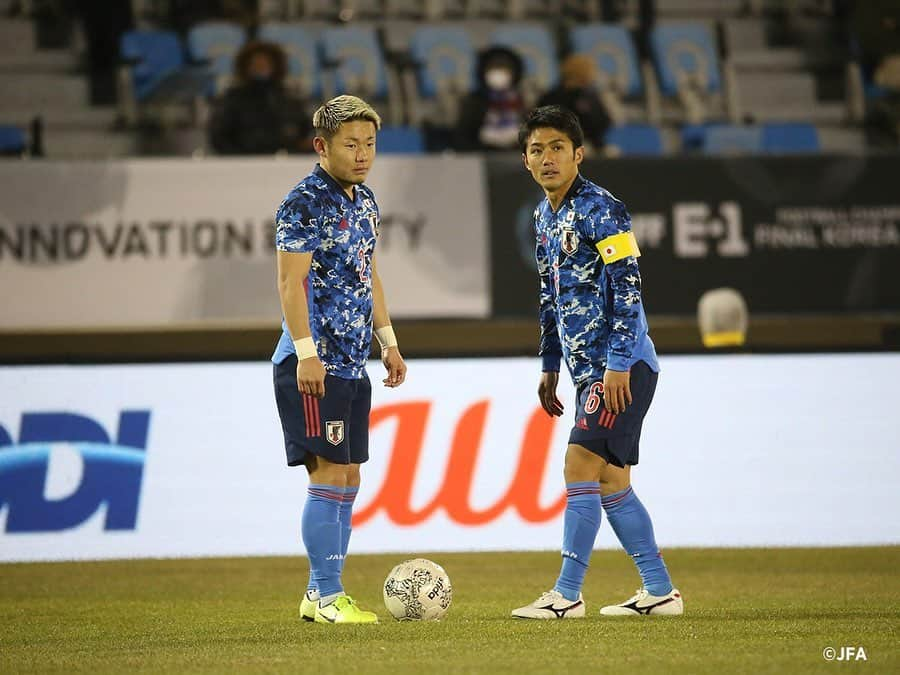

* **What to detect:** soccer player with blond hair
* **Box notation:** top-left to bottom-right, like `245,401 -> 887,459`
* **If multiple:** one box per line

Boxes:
273,95 -> 407,624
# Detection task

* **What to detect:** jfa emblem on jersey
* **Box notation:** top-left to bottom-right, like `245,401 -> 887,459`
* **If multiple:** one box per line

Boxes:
325,421 -> 345,446
561,227 -> 579,255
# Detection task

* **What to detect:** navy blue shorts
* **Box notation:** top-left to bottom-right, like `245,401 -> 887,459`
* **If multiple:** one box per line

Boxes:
568,360 -> 658,468
273,354 -> 371,467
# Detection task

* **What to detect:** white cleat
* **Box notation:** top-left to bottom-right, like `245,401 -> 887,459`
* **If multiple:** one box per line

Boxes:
600,588 -> 683,616
511,590 -> 586,619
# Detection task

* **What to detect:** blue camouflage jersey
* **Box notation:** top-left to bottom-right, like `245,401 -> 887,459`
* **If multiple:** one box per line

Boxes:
535,174 -> 659,385
272,164 -> 379,379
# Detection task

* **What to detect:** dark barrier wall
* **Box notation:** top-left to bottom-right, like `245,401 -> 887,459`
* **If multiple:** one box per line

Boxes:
488,155 -> 900,316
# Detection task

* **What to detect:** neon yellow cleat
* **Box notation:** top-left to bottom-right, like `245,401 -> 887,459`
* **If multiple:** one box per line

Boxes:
300,590 -> 318,622
314,595 -> 379,624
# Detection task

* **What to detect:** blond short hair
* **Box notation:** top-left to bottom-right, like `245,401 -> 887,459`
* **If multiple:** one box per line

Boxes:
312,95 -> 382,141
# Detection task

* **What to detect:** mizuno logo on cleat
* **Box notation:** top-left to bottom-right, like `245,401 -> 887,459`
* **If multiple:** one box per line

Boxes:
625,597 -> 675,614
539,601 -> 583,618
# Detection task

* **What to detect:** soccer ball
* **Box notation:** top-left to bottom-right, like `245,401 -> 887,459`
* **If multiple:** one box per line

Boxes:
383,558 -> 452,621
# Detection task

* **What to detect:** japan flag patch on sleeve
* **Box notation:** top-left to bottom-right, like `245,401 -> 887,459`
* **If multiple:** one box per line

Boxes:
596,231 -> 641,264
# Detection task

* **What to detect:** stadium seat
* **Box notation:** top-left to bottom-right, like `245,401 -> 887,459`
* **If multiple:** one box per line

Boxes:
0,124 -> 25,155
569,24 -> 656,123
118,30 -> 210,128
402,24 -> 476,127
651,24 -> 721,97
320,25 -> 389,98
120,30 -> 185,102
187,21 -> 246,94
650,23 -> 737,124
571,24 -> 642,99
604,124 -> 664,156
761,122 -> 819,154
320,25 -> 403,125
257,23 -> 322,99
489,24 -> 559,105
409,25 -> 476,99
377,125 -> 425,153
699,124 -> 762,155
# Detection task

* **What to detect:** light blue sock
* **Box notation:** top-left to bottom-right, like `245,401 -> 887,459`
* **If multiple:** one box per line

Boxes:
339,486 -> 358,573
602,486 -> 673,596
301,484 -> 344,598
554,482 -> 602,602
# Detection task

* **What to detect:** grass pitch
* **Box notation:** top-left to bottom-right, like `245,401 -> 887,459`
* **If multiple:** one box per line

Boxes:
1,547 -> 897,674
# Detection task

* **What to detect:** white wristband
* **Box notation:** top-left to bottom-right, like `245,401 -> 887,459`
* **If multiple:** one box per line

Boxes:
374,325 -> 398,350
293,337 -> 317,360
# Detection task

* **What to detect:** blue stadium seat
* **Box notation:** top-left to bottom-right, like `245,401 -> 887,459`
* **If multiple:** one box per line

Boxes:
257,23 -> 322,98
761,122 -> 819,154
409,25 -> 476,99
570,24 -> 642,98
0,125 -> 25,155
650,24 -> 721,96
120,30 -> 185,101
377,126 -> 425,153
700,125 -> 762,154
187,21 -> 246,81
604,124 -> 663,155
320,26 -> 389,98
490,24 -> 559,92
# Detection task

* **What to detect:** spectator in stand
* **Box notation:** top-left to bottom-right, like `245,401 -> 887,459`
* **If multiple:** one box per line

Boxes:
72,1 -> 134,104
538,54 -> 612,154
209,41 -> 311,155
852,1 -> 900,145
455,46 -> 527,151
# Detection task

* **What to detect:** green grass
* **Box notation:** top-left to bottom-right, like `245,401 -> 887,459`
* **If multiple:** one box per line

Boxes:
1,548 -> 898,674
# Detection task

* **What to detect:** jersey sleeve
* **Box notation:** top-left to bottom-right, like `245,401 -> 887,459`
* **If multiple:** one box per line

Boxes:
582,195 -> 646,371
275,193 -> 322,253
535,216 -> 562,372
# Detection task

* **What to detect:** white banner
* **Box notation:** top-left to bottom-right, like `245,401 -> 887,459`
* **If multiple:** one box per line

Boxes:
1,354 -> 899,562
0,157 -> 489,329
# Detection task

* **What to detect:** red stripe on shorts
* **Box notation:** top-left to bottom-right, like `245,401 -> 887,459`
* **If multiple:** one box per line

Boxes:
311,396 -> 320,437
302,395 -> 312,437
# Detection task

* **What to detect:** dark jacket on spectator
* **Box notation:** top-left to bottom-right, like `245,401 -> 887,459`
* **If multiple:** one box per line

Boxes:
455,46 -> 526,152
537,86 -> 611,150
209,42 -> 310,155
538,54 -> 612,150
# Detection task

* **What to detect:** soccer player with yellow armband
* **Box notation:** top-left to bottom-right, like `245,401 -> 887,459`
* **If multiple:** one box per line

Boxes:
511,106 -> 683,620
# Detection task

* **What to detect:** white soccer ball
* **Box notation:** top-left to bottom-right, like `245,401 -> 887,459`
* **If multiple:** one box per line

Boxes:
383,558 -> 452,621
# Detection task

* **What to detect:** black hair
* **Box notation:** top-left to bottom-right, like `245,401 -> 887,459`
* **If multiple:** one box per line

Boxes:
517,105 -> 584,154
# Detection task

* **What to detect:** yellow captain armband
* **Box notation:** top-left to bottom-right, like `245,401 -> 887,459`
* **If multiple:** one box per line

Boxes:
596,231 -> 641,264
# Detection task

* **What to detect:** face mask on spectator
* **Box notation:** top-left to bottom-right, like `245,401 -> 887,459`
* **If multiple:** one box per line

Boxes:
485,68 -> 513,91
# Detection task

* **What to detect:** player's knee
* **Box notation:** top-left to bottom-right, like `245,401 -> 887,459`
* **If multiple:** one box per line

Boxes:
307,456 -> 351,486
597,464 -> 631,494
